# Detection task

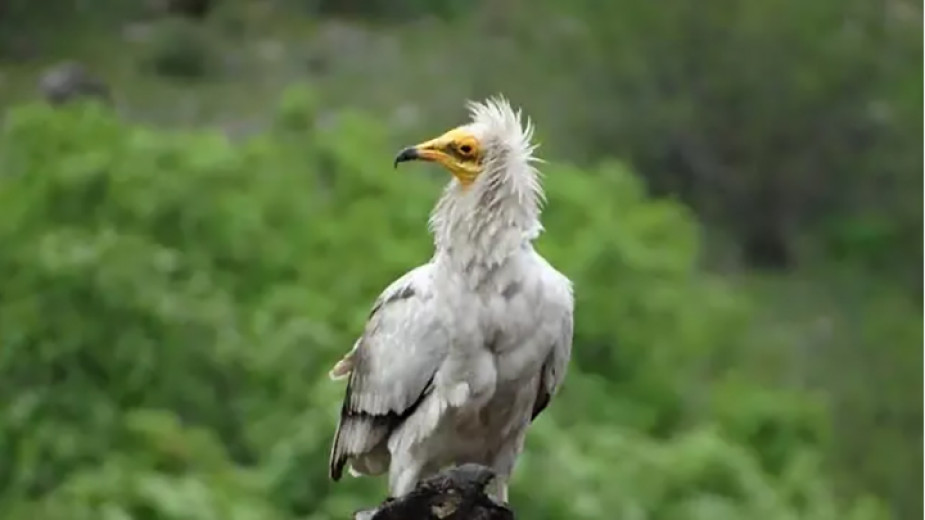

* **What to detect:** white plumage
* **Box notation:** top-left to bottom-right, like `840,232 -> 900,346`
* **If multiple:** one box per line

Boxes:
328,96 -> 574,503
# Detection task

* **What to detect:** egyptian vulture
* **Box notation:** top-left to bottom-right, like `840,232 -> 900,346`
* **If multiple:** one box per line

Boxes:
328,96 -> 574,504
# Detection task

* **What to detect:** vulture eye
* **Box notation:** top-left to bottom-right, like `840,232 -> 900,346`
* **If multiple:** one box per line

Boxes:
459,144 -> 473,155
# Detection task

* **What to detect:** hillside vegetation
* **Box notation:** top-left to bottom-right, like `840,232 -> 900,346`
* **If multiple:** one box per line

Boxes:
0,99 -> 897,520
0,0 -> 920,518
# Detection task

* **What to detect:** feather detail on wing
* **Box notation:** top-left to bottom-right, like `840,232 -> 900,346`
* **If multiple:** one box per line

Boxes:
328,263 -> 448,481
531,275 -> 574,421
329,340 -> 359,380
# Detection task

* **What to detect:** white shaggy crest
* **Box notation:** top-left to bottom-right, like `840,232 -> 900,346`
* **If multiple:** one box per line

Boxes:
429,96 -> 546,282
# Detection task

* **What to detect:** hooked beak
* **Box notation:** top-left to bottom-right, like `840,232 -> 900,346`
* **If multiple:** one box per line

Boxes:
393,138 -> 447,169
393,146 -> 419,168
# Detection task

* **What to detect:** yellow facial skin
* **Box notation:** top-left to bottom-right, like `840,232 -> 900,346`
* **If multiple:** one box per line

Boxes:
394,127 -> 483,186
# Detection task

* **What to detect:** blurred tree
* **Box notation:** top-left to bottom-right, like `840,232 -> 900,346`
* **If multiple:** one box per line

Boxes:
507,0 -> 921,280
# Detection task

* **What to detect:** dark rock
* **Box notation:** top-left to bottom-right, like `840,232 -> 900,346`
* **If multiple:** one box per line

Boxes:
38,61 -> 111,106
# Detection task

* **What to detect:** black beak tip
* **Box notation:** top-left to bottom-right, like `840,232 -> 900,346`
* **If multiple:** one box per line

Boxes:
393,147 -> 418,168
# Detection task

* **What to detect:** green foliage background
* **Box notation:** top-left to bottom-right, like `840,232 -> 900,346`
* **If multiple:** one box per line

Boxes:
0,1 -> 920,519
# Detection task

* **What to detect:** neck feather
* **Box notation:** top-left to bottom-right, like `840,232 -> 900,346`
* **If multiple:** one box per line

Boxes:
428,155 -> 544,275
